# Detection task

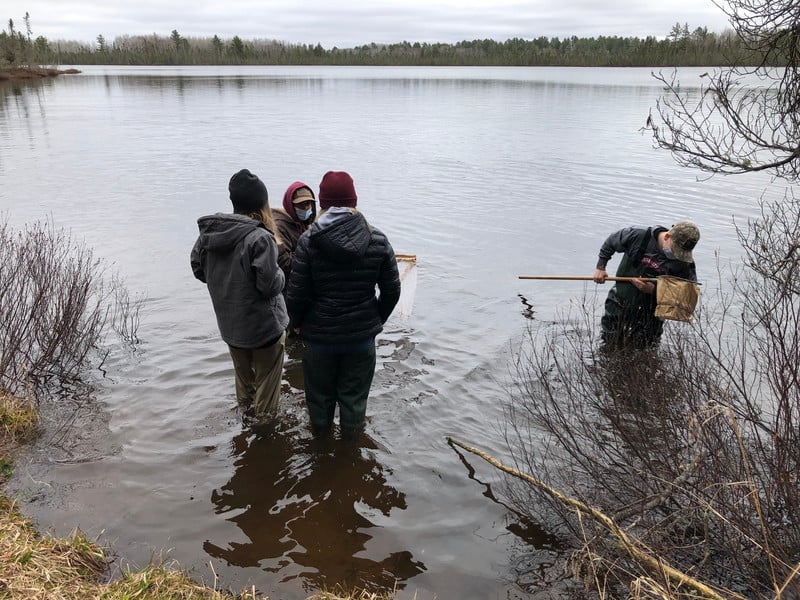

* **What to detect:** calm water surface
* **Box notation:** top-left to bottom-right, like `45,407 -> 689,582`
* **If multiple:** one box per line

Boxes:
0,65 -> 781,599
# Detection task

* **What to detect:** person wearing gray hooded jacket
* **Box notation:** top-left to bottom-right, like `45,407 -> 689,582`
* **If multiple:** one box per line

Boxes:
191,169 -> 289,421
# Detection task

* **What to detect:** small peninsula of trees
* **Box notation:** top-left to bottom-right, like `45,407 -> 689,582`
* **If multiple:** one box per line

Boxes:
0,15 -> 766,68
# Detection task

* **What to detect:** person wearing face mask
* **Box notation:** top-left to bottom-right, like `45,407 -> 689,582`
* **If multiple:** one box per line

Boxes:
592,220 -> 700,349
274,182 -> 317,294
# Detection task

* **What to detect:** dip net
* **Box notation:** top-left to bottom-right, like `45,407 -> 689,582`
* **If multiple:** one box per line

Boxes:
395,253 -> 417,319
654,276 -> 700,322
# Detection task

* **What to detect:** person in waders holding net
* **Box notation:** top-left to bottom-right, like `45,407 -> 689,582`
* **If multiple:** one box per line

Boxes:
592,220 -> 700,350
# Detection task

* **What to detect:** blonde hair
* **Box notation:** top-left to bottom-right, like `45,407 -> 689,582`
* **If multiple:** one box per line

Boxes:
247,205 -> 282,245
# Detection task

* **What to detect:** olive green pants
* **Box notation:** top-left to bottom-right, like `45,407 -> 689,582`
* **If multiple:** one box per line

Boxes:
228,332 -> 286,419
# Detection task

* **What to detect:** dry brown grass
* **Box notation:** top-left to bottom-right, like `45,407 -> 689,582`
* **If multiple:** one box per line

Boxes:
0,494 -> 107,598
0,390 -> 39,444
0,391 -> 38,486
307,587 -> 401,600
0,490 -> 269,599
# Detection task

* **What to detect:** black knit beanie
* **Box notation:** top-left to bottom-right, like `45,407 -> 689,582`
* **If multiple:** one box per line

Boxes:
229,169 -> 268,214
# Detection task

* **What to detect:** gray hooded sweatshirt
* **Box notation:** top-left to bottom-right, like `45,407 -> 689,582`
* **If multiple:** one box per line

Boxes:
191,213 -> 288,348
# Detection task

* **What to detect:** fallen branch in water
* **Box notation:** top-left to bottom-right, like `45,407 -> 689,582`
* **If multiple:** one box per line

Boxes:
446,436 -> 745,600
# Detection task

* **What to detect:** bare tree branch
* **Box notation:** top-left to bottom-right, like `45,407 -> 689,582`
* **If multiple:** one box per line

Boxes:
649,1 -> 800,181
449,437 -> 744,600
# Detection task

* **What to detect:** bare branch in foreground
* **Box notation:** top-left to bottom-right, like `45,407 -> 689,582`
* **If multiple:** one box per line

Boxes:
447,437 -> 744,600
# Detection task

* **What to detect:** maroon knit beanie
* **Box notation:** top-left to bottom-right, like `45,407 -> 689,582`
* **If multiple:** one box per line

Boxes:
318,171 -> 357,210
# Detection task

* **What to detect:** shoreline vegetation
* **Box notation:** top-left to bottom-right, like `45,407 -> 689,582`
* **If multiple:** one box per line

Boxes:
0,15 -> 777,70
0,25 -> 768,86
0,66 -> 80,80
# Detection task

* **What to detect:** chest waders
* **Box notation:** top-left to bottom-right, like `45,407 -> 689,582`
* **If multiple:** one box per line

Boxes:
601,228 -> 664,348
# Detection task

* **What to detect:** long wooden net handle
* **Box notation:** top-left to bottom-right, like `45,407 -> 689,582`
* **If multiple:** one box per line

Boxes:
519,275 -> 657,282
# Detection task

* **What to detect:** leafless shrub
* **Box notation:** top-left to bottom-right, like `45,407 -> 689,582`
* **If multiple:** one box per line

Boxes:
648,0 -> 800,182
0,218 -> 141,404
110,272 -> 144,347
502,194 -> 800,598
506,1 -> 800,595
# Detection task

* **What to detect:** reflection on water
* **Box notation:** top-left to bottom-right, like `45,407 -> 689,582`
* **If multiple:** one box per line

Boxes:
205,425 -> 425,594
518,294 -> 536,320
200,337 -> 428,595
448,436 -> 569,597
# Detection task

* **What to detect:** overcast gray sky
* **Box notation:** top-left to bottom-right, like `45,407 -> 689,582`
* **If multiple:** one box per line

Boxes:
5,0 -> 732,48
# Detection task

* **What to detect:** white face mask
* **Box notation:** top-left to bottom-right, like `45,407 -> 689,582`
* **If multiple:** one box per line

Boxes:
295,207 -> 313,221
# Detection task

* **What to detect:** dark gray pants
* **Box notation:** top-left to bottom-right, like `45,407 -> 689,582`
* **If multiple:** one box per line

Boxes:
601,300 -> 663,350
302,341 -> 376,436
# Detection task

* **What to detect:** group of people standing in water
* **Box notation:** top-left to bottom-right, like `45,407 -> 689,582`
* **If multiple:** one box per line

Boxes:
191,167 -> 702,442
190,169 -> 400,440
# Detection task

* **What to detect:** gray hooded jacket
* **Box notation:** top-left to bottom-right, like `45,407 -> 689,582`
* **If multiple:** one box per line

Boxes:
191,213 -> 288,348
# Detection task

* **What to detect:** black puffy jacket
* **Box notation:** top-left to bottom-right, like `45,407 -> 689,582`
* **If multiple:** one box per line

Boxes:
286,210 -> 401,344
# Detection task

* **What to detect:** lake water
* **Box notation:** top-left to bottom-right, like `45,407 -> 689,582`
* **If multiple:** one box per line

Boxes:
0,65 -> 782,599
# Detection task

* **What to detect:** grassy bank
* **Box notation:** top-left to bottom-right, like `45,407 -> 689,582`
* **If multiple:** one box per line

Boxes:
0,496 -> 256,599
0,392 -> 392,600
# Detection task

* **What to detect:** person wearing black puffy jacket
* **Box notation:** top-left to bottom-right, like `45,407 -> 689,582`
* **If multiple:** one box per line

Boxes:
286,171 -> 401,440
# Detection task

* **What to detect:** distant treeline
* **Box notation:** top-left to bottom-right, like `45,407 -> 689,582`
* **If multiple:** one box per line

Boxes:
0,18 -> 772,68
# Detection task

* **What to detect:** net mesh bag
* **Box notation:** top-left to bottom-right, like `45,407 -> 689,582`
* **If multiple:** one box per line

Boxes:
654,276 -> 700,322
